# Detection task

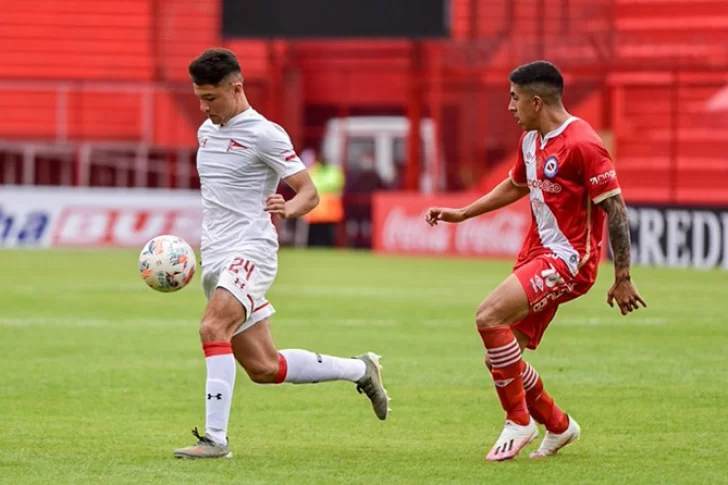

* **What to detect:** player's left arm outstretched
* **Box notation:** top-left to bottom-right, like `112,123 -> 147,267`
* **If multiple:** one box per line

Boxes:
599,194 -> 646,315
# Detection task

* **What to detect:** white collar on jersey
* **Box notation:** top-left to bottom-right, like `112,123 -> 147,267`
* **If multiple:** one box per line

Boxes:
540,116 -> 579,150
219,107 -> 257,128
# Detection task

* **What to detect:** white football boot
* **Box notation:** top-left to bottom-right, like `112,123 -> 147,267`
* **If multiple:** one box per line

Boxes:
530,415 -> 581,459
485,418 -> 539,462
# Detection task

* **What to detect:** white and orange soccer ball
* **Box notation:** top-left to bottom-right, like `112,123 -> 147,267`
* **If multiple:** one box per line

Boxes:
138,235 -> 197,292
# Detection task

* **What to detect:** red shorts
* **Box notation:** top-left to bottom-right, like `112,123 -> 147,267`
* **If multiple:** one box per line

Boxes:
512,255 -> 594,350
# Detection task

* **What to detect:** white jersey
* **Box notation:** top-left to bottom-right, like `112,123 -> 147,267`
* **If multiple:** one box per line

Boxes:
196,108 -> 305,266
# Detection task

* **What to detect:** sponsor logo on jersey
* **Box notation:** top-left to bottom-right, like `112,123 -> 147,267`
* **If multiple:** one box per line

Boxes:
527,178 -> 562,194
589,169 -> 616,186
532,281 -> 575,312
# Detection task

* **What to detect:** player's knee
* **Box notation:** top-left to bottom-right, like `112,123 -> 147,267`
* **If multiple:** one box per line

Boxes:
199,317 -> 234,342
245,360 -> 280,384
199,320 -> 219,342
200,304 -> 246,343
475,300 -> 503,329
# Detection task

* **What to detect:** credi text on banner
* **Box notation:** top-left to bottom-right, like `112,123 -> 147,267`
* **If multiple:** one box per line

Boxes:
625,205 -> 728,269
372,192 -> 532,258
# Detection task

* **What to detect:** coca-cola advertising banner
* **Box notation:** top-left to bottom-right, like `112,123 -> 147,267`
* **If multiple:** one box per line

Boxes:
372,192 -> 532,258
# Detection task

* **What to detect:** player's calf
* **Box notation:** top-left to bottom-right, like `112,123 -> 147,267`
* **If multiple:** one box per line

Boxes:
231,330 -> 391,420
242,354 -> 286,384
192,289 -> 244,452
522,361 -> 569,434
271,350 -> 390,420
476,296 -> 534,457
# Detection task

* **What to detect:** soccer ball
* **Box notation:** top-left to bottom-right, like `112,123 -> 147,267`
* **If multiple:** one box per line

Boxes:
138,235 -> 197,292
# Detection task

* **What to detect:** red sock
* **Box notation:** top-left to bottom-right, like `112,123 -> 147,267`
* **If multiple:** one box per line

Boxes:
478,326 -> 530,426
274,353 -> 288,384
202,341 -> 232,357
521,361 -> 568,434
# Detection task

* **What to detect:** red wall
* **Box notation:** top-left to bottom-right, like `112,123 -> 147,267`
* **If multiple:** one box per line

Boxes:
1,0 -> 727,202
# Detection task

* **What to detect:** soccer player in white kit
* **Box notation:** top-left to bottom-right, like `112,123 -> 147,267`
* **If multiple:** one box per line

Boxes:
173,48 -> 390,459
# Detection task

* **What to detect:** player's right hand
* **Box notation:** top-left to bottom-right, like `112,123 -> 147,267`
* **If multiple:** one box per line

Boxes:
425,207 -> 466,226
264,193 -> 289,218
607,276 -> 647,316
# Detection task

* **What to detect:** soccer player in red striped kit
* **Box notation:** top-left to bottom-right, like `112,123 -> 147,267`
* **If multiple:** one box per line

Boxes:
426,61 -> 646,461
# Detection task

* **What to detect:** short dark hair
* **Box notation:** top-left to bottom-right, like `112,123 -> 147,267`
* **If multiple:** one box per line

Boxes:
509,61 -> 564,104
189,48 -> 242,86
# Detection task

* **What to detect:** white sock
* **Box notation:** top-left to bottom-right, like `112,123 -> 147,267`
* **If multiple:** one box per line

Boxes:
203,342 -> 236,446
279,349 -> 366,384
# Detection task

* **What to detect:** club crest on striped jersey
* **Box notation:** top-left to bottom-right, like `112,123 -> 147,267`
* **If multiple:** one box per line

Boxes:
543,156 -> 558,179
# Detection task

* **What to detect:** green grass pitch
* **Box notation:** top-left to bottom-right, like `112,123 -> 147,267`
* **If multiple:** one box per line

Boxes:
1,249 -> 726,484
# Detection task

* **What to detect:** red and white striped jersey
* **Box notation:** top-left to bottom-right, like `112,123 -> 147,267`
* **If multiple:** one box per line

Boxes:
508,117 -> 621,280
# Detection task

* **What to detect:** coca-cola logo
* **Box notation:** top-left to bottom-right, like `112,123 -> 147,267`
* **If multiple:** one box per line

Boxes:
528,179 -> 562,194
454,211 -> 529,255
382,207 -> 450,252
380,206 -> 529,256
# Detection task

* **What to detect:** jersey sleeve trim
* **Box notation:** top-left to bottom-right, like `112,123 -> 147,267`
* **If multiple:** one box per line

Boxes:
280,164 -> 307,179
593,187 -> 621,204
508,171 -> 528,187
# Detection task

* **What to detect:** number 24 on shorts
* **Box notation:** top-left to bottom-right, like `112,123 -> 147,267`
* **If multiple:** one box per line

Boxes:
227,257 -> 256,290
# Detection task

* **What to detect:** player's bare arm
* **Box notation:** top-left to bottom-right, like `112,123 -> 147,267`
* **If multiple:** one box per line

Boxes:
425,178 -> 528,226
599,194 -> 647,315
265,170 -> 319,219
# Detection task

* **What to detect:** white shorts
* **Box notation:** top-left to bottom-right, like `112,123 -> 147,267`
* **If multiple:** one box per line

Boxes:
201,253 -> 277,336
